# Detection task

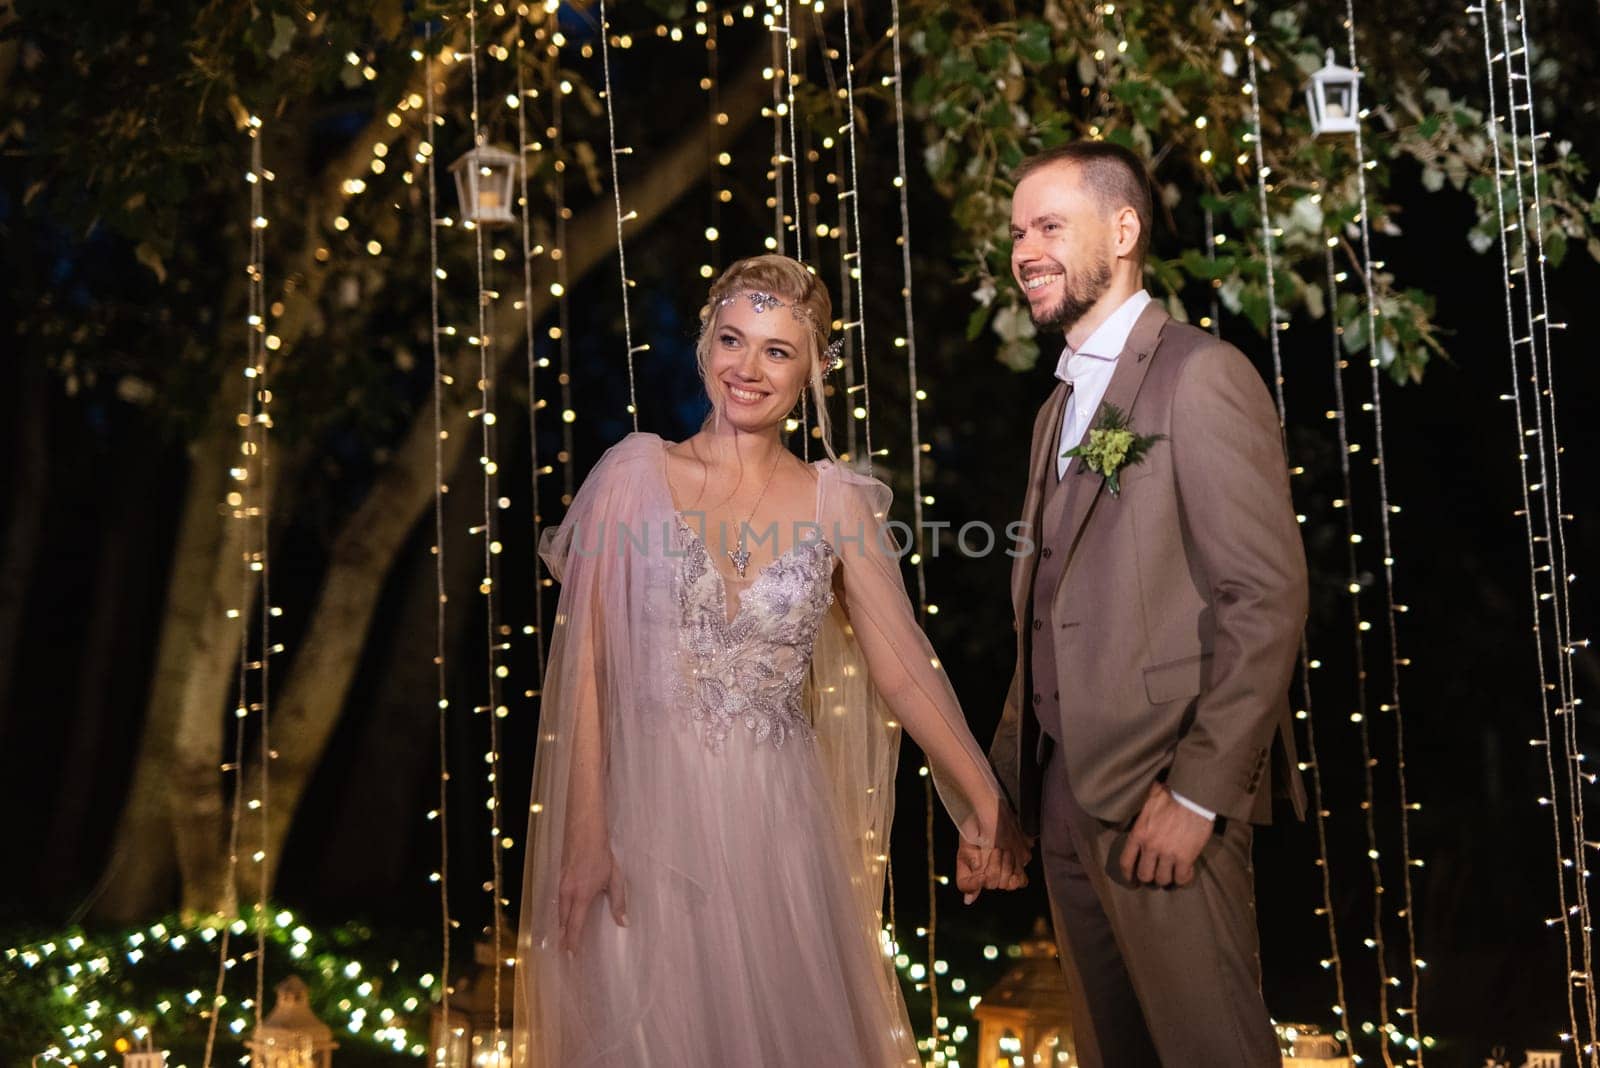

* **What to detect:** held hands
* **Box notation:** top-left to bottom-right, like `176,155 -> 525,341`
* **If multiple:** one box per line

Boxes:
954,796 -> 1034,905
1118,780 -> 1214,888
558,836 -> 627,956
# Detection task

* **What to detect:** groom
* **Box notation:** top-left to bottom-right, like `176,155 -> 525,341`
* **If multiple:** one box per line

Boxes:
958,142 -> 1309,1067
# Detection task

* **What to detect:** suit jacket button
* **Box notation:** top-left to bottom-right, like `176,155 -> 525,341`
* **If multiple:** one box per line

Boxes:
1032,619 -> 1043,631
1032,692 -> 1043,706
1041,546 -> 1053,559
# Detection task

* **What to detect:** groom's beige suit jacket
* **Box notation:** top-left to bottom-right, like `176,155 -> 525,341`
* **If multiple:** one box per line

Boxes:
990,301 -> 1309,831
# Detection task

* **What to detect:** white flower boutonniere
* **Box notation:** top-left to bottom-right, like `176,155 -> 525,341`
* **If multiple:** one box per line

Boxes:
1062,403 -> 1165,497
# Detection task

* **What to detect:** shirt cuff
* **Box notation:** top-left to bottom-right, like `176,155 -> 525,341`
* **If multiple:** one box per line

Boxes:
1170,789 -> 1217,823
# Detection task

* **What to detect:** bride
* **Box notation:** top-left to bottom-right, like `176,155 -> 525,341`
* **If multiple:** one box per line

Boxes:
514,254 -> 1030,1066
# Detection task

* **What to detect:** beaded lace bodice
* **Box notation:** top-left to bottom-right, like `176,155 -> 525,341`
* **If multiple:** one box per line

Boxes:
675,515 -> 836,751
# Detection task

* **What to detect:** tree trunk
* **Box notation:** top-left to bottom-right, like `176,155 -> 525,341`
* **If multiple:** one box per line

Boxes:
90,388 -> 237,923
87,34 -> 471,922
246,36 -> 780,895
307,435 -> 489,902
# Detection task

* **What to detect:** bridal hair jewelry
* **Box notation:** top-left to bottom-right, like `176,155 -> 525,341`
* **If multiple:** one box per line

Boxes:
710,290 -> 845,375
822,337 -> 845,374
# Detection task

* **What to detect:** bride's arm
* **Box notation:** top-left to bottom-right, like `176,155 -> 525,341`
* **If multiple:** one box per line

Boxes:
829,477 -> 1029,864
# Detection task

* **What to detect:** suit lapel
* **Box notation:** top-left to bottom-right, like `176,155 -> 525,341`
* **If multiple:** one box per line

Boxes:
1011,380 -> 1071,623
1052,301 -> 1172,593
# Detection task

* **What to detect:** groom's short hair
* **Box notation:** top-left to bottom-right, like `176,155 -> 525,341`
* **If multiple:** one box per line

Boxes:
1012,142 -> 1154,265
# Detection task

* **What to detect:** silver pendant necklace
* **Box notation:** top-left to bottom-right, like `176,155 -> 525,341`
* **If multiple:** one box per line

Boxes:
727,447 -> 784,579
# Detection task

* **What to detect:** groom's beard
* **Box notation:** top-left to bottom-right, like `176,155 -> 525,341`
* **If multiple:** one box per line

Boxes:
1029,254 -> 1113,333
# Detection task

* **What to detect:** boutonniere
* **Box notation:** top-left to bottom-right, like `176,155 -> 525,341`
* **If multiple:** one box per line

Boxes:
1062,403 -> 1165,497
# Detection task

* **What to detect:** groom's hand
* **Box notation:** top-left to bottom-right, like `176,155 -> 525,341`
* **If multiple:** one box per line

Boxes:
956,839 -> 988,904
1119,781 -> 1213,888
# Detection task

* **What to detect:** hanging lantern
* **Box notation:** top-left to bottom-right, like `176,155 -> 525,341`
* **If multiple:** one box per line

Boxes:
971,919 -> 1076,1068
121,1036 -> 168,1068
429,921 -> 517,1068
1277,1021 -> 1353,1065
1304,48 -> 1361,136
449,145 -> 522,227
247,975 -> 338,1068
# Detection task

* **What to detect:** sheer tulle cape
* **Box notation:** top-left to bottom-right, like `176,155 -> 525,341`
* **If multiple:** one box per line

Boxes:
512,433 -> 999,1066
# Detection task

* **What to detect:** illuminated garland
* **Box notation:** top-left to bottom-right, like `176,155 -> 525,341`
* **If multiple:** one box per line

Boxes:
1474,0 -> 1595,1057
1236,6 -> 1354,1054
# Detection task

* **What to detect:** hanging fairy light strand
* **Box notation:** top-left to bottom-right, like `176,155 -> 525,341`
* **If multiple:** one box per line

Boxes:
598,0 -> 642,428
765,7 -> 786,253
462,4 -> 511,1062
1493,1 -> 1595,1042
1473,0 -> 1595,1056
1338,4 -> 1427,1056
809,9 -> 860,462
248,119 -> 274,1044
421,23 -> 455,1059
514,1 -> 549,714
703,3 -> 725,282
837,0 -> 874,471
550,56 -> 577,506
1238,9 -> 1353,1051
201,114 -> 274,1068
1322,223 -> 1395,1067
883,0 -> 940,1050
782,0 -> 803,258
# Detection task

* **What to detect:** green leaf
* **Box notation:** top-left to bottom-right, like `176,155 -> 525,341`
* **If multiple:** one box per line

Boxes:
1343,309 -> 1370,354
966,303 -> 995,341
1015,21 -> 1052,65
267,14 -> 298,60
1546,229 -> 1568,268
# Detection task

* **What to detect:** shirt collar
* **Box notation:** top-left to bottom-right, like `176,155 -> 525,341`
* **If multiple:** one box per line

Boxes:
1053,289 -> 1153,382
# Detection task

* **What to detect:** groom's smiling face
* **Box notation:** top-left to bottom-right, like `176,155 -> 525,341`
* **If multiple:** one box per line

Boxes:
1009,162 -> 1115,334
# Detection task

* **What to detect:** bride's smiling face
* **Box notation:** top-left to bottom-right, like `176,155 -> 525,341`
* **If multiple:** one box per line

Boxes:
706,296 -> 813,433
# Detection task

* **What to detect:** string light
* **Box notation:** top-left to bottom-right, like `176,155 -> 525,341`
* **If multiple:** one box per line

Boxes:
1201,207 -> 1222,336
1339,2 -> 1426,1056
836,0 -> 873,472
766,6 -> 787,251
879,0 -> 939,1047
1239,11 -> 1352,1053
1493,0 -> 1595,1044
598,0 -> 643,428
812,15 -> 860,461
782,0 -> 802,256
550,52 -> 576,507
1475,0 -> 1595,1055
462,6 -> 510,1063
422,22 -> 455,1060
514,0 -> 549,701
10,914 -> 436,1064
704,8 -> 724,280
202,114 -> 275,1068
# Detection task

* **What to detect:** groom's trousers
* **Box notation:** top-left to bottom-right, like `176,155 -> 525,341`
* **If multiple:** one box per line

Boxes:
1038,741 -> 1280,1068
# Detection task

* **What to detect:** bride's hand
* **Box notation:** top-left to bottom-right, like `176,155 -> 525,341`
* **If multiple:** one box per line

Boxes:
957,797 -> 1032,901
559,837 -> 628,955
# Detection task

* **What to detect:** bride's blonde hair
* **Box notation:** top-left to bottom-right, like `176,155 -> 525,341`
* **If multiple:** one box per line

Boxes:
695,254 -> 837,459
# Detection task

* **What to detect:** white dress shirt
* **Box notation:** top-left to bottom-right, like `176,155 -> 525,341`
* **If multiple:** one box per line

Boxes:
1051,289 -> 1217,824
1055,289 -> 1152,479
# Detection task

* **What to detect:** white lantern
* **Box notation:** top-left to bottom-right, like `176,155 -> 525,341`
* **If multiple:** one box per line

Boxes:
430,924 -> 517,1068
449,145 -> 522,228
1304,48 -> 1362,136
123,1041 -> 168,1068
247,975 -> 338,1068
